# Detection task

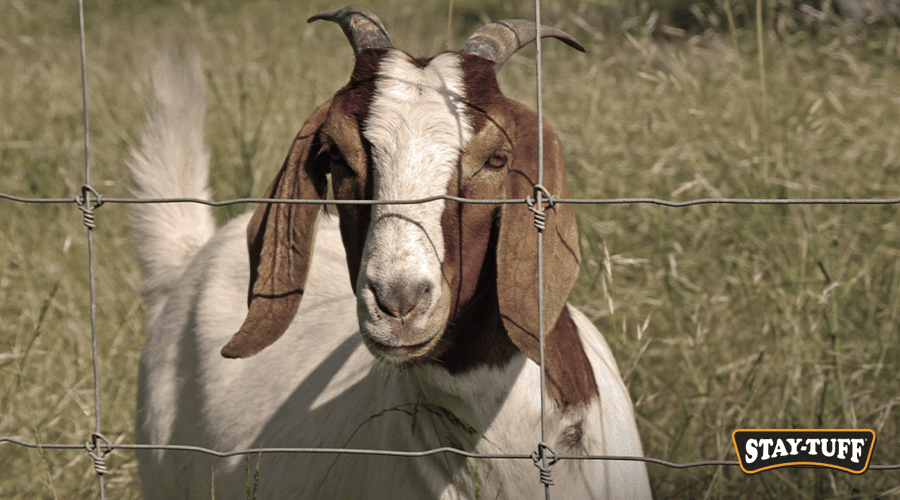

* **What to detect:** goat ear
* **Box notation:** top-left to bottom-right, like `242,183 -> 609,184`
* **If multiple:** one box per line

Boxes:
496,111 -> 590,404
221,100 -> 332,358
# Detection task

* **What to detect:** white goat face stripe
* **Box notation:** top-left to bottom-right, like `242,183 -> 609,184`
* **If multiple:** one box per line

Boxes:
357,50 -> 473,351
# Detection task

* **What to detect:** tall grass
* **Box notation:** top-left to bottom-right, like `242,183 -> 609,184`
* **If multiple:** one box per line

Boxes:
1,1 -> 898,498
547,11 -> 900,498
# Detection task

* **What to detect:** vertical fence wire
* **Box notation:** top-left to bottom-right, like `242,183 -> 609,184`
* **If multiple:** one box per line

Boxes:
76,0 -> 107,498
531,0 -> 553,498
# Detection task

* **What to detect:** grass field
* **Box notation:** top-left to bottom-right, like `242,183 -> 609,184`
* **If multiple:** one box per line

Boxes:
2,0 -> 899,498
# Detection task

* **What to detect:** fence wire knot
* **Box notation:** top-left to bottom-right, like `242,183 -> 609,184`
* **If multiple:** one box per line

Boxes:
76,184 -> 105,229
85,432 -> 112,476
531,442 -> 559,486
526,184 -> 557,231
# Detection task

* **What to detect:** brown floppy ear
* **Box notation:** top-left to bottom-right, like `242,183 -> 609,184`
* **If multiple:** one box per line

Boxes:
221,100 -> 332,358
495,107 -> 599,410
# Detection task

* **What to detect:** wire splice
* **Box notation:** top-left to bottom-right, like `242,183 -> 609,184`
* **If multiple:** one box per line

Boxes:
531,442 -> 559,487
526,184 -> 557,231
85,432 -> 112,476
76,184 -> 105,229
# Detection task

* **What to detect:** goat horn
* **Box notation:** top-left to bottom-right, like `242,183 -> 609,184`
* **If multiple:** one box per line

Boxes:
308,5 -> 392,55
460,20 -> 585,72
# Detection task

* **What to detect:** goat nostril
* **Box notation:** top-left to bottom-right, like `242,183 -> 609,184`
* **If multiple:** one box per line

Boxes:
372,281 -> 432,319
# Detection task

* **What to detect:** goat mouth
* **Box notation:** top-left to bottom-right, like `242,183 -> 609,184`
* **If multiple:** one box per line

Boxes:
361,331 -> 442,367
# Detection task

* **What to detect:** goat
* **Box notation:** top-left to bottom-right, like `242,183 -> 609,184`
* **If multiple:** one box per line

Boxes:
132,6 -> 652,499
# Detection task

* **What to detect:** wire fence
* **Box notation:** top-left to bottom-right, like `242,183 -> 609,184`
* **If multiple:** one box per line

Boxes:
2,0 -> 900,499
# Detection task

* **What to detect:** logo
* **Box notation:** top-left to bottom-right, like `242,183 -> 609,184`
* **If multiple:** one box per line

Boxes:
732,429 -> 876,474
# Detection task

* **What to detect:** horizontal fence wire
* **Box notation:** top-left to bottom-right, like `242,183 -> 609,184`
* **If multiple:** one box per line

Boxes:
4,436 -> 900,471
5,192 -> 900,207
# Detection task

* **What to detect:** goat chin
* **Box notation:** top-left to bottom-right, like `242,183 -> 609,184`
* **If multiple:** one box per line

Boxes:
133,6 -> 652,499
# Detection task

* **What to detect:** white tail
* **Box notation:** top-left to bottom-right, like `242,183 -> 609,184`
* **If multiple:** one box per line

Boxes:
127,44 -> 216,322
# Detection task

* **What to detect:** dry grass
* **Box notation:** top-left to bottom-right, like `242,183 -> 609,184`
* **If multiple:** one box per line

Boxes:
548,14 -> 900,499
1,0 -> 899,498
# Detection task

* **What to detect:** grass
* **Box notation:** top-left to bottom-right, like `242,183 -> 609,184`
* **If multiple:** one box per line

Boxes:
1,0 -> 899,498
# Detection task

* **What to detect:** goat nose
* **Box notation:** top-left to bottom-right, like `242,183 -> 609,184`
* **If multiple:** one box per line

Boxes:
372,280 -> 432,319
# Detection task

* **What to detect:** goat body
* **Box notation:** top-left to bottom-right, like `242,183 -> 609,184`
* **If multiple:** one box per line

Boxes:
133,7 -> 651,499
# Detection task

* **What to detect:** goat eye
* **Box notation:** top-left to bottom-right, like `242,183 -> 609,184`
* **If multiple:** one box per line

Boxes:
325,147 -> 342,163
325,148 -> 354,177
485,151 -> 509,169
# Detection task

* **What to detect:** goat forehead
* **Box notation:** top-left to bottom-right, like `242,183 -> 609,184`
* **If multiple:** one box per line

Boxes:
364,50 -> 474,200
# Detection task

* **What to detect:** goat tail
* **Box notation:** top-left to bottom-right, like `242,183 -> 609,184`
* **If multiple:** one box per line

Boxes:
127,43 -> 216,316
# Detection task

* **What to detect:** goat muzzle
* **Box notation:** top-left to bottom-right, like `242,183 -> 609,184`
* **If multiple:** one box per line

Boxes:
357,275 -> 452,366
370,279 -> 433,320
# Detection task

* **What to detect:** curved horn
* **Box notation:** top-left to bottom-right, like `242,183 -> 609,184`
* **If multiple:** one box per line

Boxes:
460,20 -> 585,72
307,5 -> 392,55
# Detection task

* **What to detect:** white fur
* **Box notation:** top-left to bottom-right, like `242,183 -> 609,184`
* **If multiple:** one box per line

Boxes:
133,48 -> 652,499
136,214 -> 650,499
126,46 -> 216,326
357,51 -> 473,358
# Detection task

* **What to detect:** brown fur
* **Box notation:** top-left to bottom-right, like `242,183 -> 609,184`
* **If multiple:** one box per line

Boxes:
220,101 -> 331,358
